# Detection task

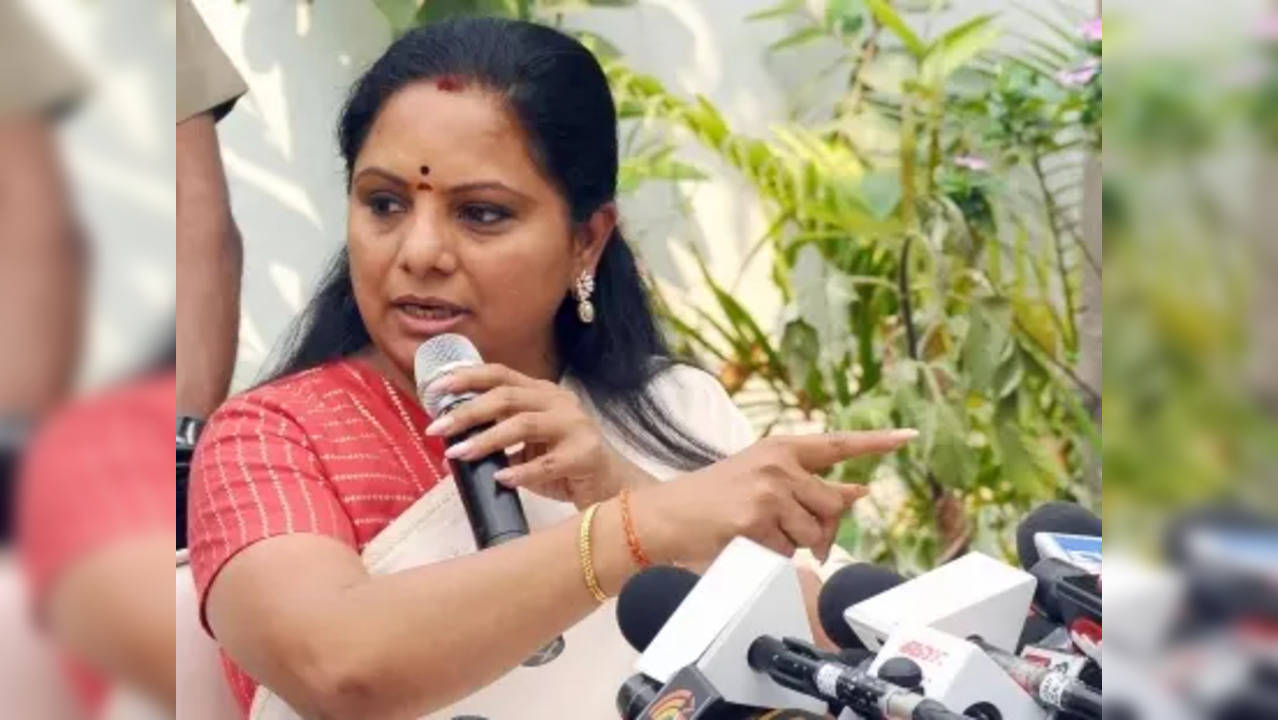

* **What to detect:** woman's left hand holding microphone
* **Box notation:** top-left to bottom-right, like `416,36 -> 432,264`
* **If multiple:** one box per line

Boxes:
424,363 -> 652,508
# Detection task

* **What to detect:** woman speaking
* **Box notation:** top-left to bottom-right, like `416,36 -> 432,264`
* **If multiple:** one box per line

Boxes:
186,17 -> 915,720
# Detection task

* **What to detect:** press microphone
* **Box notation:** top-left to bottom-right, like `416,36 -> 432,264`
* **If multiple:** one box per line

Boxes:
613,567 -> 967,718
817,563 -> 905,652
617,565 -> 701,653
1015,502 -> 1102,573
629,538 -> 829,714
841,552 -> 1037,654
1028,557 -> 1102,628
967,636 -> 1102,719
415,334 -> 530,548
749,636 -> 969,720
616,673 -> 664,719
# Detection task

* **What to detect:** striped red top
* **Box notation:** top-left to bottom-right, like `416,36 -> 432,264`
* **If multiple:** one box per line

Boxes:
186,359 -> 450,714
17,372 -> 176,714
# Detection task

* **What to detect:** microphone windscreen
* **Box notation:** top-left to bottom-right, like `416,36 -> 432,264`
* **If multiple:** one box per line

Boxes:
816,563 -> 905,650
414,334 -> 482,415
616,565 -> 700,652
1015,502 -> 1102,570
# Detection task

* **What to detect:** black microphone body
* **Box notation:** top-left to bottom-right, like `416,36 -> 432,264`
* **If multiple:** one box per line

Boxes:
747,636 -> 968,720
415,335 -> 531,550
439,407 -> 529,548
968,636 -> 1101,719
617,673 -> 663,720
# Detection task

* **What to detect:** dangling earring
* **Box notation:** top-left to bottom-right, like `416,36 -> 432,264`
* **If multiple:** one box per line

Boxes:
574,270 -> 596,324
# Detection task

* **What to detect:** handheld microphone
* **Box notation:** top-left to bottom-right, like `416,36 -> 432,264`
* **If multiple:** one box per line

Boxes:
967,636 -> 1102,719
415,334 -> 530,548
415,334 -> 557,668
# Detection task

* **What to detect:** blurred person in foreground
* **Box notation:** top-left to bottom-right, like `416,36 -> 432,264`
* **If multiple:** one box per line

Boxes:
186,17 -> 915,720
3,0 -> 248,717
16,351 -> 176,720
0,2 -> 93,719
1,0 -> 178,713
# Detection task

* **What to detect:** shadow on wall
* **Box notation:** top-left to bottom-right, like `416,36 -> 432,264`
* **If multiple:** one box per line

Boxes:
562,0 -> 843,310
203,0 -> 389,390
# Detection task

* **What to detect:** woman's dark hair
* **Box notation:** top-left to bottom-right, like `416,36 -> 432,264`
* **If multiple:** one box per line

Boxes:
265,17 -> 721,470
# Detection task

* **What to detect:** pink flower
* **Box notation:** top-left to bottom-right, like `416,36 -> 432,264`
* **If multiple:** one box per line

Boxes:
1258,13 -> 1278,40
1081,18 -> 1102,43
954,155 -> 989,171
1057,58 -> 1100,87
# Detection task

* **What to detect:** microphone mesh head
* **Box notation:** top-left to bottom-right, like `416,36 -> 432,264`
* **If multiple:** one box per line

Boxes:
615,566 -> 699,653
414,334 -> 482,416
1015,501 -> 1102,570
817,562 -> 905,651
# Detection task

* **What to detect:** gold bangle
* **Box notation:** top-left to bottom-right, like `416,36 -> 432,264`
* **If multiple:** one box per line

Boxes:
578,502 -> 608,603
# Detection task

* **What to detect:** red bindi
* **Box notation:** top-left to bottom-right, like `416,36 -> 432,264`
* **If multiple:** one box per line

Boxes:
416,182 -> 433,191
435,75 -> 463,92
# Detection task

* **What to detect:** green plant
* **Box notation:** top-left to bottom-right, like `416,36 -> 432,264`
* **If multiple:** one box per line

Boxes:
601,1 -> 1102,571
372,0 -> 1103,572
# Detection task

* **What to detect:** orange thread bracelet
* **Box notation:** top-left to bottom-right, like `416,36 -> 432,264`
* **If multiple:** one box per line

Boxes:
619,487 -> 652,569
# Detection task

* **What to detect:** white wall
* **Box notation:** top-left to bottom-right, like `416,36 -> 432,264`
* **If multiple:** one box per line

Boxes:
19,0 -> 176,388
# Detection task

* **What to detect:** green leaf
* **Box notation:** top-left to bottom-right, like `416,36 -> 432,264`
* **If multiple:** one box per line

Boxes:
768,26 -> 828,53
929,403 -> 976,489
825,0 -> 866,35
921,14 -> 1000,87
780,320 -> 821,388
792,244 -> 856,360
659,308 -> 731,364
689,96 -> 730,148
865,0 -> 927,58
859,171 -> 902,220
618,148 -> 707,193
1015,2 -> 1083,49
747,0 -> 802,22
962,297 -> 1013,396
993,349 -> 1024,399
374,0 -> 420,35
692,253 -> 785,375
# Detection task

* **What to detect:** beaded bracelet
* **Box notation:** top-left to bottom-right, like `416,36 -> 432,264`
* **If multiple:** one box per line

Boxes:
619,487 -> 652,569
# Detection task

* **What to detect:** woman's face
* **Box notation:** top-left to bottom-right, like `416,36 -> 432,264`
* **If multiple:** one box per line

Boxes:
346,81 -> 610,384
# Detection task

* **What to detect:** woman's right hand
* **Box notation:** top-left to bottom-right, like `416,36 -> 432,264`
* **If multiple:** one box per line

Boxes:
632,429 -> 917,566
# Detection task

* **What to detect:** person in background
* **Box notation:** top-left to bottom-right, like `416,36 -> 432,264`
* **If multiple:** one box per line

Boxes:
176,0 -> 248,447
0,0 -> 87,545
188,18 -> 916,720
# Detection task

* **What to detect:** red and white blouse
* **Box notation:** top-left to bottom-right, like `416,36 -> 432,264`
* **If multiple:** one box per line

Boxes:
186,359 -> 451,713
